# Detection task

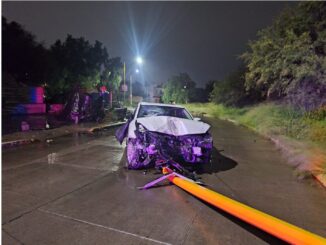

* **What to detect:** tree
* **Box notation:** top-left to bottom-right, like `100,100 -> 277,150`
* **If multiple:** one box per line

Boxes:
100,57 -> 123,102
189,88 -> 209,103
241,2 -> 326,108
47,35 -> 110,101
162,73 -> 196,104
2,17 -> 49,86
2,18 -> 125,105
205,80 -> 216,99
210,66 -> 251,106
131,81 -> 146,97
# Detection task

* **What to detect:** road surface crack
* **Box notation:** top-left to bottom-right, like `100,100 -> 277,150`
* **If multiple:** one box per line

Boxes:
181,208 -> 200,245
2,171 -> 110,226
2,228 -> 25,245
38,209 -> 172,245
213,173 -> 249,204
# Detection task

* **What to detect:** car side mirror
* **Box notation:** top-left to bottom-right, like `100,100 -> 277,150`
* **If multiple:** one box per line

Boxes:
193,117 -> 201,121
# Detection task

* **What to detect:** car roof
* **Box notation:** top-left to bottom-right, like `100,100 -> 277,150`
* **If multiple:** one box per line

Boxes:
138,102 -> 185,108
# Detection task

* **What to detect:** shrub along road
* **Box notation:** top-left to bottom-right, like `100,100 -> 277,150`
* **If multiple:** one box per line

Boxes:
184,103 -> 326,185
2,119 -> 326,244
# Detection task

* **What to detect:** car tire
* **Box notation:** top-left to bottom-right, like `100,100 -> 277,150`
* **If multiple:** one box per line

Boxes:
126,140 -> 141,169
126,139 -> 152,169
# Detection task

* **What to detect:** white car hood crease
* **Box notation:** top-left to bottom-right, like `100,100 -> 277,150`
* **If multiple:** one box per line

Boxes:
136,116 -> 210,136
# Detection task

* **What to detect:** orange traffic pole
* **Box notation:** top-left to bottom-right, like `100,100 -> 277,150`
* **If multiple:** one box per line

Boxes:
165,170 -> 326,245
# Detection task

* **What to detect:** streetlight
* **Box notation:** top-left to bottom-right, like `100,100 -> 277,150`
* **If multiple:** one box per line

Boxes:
136,56 -> 143,65
123,56 -> 144,107
130,65 -> 143,106
183,84 -> 188,104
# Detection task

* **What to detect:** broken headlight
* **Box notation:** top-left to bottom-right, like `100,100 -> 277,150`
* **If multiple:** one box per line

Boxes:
202,134 -> 213,143
138,124 -> 146,133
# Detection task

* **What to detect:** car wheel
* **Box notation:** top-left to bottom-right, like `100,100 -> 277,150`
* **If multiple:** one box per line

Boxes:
126,140 -> 141,169
126,139 -> 152,169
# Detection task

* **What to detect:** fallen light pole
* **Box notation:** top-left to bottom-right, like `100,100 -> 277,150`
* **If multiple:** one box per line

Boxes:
140,167 -> 326,245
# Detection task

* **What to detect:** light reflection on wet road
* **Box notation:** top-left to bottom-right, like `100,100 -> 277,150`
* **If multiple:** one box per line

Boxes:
2,120 -> 326,245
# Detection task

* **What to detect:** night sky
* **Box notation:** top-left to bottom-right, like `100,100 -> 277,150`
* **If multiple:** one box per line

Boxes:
2,1 -> 295,87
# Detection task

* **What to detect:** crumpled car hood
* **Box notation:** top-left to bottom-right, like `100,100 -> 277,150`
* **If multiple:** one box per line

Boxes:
136,116 -> 210,136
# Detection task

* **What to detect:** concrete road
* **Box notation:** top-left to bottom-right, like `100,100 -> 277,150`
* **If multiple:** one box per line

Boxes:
2,119 -> 326,245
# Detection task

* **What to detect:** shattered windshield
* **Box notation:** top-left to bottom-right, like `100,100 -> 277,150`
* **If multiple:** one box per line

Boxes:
137,105 -> 192,120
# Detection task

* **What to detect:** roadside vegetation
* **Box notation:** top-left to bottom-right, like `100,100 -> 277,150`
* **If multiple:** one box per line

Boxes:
185,103 -> 326,147
184,103 -> 326,176
164,2 -> 326,110
207,2 -> 326,111
162,73 -> 210,104
178,2 -> 326,177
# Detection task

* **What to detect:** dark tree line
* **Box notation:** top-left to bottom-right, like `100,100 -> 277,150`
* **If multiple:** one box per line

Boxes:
2,17 -> 123,103
164,3 -> 326,109
2,17 -> 48,86
210,2 -> 326,110
162,73 -> 211,104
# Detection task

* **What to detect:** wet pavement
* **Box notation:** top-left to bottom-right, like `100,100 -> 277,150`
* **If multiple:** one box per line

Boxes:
2,119 -> 326,245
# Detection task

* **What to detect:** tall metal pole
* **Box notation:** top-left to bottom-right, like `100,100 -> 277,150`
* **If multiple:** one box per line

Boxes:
130,75 -> 133,106
123,62 -> 126,103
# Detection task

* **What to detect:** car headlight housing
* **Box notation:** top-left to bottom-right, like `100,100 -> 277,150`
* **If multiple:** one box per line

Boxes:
203,134 -> 213,143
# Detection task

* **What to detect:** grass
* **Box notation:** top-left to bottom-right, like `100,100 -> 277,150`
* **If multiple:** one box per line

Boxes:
183,102 -> 326,174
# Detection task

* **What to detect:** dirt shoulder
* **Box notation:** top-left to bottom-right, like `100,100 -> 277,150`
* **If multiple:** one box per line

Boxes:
268,135 -> 326,187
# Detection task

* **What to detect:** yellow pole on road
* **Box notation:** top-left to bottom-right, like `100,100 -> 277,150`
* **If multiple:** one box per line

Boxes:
164,169 -> 326,245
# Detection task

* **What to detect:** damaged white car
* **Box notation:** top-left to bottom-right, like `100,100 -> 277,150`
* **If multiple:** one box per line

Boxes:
116,102 -> 213,170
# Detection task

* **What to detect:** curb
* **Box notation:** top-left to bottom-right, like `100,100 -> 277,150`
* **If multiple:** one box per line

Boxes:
270,136 -> 326,189
221,117 -> 326,189
2,121 -> 126,149
88,121 -> 126,132
2,139 -> 38,149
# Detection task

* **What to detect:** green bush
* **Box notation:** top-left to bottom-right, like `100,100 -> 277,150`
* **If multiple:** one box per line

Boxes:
241,2 -> 326,106
184,102 -> 326,173
304,106 -> 326,121
210,66 -> 252,106
184,102 -> 326,145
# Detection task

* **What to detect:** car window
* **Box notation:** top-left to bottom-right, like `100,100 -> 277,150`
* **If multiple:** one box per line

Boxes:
137,105 -> 192,120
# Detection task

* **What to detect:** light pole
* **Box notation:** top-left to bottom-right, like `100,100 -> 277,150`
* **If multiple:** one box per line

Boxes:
124,56 -> 143,107
130,75 -> 132,106
130,68 -> 140,106
183,84 -> 188,104
123,62 -> 126,103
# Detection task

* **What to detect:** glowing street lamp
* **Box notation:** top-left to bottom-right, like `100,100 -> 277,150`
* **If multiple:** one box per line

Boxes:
136,56 -> 143,65
123,56 -> 144,106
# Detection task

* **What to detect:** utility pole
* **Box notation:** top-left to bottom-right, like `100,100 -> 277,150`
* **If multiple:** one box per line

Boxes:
130,75 -> 133,106
123,62 -> 126,104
